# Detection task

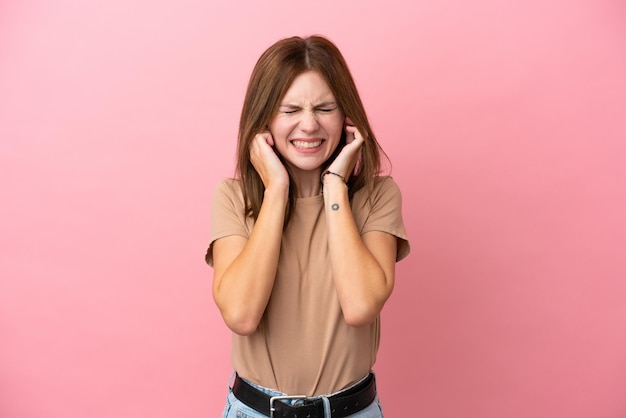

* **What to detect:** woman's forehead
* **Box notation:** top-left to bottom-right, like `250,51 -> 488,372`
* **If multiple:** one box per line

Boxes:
281,71 -> 336,104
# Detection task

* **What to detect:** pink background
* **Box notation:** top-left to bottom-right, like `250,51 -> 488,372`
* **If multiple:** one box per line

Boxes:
1,1 -> 625,417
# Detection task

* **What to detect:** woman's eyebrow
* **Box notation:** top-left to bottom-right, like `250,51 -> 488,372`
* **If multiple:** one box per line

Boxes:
279,101 -> 338,108
314,101 -> 338,108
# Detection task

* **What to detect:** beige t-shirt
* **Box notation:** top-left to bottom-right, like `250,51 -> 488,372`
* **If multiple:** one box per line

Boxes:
206,176 -> 410,396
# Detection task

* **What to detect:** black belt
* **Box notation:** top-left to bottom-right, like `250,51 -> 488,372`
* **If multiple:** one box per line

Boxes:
231,373 -> 377,418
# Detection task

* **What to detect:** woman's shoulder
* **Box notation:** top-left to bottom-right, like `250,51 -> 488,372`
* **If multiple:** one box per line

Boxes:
212,178 -> 247,211
355,175 -> 400,197
214,177 -> 244,196
373,175 -> 399,189
215,177 -> 242,189
352,175 -> 401,208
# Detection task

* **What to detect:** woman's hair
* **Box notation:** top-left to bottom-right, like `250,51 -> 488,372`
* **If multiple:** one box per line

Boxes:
236,35 -> 390,225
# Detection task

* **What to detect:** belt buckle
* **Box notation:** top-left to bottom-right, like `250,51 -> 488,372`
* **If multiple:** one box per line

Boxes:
269,395 -> 308,418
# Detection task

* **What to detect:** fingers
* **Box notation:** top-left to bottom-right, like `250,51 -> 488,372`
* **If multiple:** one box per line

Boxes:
254,131 -> 274,147
250,132 -> 274,157
249,132 -> 271,170
262,131 -> 275,147
324,123 -> 365,180
344,123 -> 365,147
249,131 -> 289,188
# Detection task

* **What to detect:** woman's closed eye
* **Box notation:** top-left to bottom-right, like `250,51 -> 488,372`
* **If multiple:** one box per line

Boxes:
278,105 -> 337,115
279,105 -> 300,114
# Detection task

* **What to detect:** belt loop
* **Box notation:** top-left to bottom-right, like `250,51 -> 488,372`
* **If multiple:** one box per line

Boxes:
321,396 -> 331,418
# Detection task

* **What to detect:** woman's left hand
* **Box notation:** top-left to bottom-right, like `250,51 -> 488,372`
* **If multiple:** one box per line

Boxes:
325,117 -> 364,181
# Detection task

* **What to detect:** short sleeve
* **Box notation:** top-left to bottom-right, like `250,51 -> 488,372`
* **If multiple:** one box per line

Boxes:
354,176 -> 410,261
205,179 -> 251,266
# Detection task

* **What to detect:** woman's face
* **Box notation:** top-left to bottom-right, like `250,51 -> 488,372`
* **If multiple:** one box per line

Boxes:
268,70 -> 345,175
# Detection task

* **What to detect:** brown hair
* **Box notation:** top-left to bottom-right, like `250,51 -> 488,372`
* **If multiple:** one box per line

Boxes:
236,35 -> 390,225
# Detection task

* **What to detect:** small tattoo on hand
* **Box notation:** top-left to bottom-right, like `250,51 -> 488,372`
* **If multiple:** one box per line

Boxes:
331,203 -> 340,211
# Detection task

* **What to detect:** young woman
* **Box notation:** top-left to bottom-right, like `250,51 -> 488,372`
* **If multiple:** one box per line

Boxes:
206,35 -> 410,418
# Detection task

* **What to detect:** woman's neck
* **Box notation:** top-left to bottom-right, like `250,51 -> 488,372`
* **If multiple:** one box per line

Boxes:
291,169 -> 322,198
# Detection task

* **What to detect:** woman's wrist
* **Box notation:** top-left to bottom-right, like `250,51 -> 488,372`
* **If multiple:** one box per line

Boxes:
322,177 -> 348,190
264,183 -> 289,202
321,170 -> 347,184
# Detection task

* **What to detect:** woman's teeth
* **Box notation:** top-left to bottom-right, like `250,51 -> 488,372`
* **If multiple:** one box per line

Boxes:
292,140 -> 322,149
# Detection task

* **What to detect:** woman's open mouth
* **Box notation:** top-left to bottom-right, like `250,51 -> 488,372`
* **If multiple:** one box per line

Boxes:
291,139 -> 324,150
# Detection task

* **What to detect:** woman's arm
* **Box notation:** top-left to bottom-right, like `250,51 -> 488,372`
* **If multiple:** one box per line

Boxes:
323,177 -> 397,327
322,122 -> 398,326
212,134 -> 289,336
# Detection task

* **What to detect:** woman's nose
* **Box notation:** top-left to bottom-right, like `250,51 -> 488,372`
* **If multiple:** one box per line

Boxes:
299,110 -> 319,132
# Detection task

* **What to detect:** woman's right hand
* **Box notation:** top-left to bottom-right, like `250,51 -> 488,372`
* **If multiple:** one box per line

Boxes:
249,132 -> 290,190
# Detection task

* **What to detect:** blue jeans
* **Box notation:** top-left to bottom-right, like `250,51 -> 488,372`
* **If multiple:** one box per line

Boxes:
221,374 -> 384,418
